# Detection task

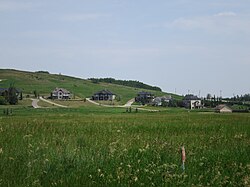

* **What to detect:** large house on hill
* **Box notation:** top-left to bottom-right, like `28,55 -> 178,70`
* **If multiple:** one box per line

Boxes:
183,94 -> 202,109
135,91 -> 154,104
51,88 -> 71,100
92,90 -> 116,101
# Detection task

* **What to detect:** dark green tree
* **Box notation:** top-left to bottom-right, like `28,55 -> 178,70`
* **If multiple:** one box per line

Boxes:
8,85 -> 18,105
34,90 -> 38,98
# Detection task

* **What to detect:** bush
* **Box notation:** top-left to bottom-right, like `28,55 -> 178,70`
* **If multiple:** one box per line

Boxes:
0,96 -> 7,105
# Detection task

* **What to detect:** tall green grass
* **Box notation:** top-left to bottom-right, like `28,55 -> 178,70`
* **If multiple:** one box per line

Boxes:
0,108 -> 249,186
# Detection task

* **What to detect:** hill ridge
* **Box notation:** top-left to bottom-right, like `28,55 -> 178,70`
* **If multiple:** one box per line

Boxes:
0,69 -> 181,103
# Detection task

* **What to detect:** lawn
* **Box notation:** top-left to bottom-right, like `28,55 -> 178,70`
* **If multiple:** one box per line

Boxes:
0,107 -> 249,186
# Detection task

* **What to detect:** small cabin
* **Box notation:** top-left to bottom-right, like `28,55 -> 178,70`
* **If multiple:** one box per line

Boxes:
215,104 -> 232,113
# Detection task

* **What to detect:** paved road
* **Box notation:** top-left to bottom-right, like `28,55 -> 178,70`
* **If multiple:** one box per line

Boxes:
123,98 -> 135,107
86,98 -> 159,112
31,99 -> 41,108
39,97 -> 68,108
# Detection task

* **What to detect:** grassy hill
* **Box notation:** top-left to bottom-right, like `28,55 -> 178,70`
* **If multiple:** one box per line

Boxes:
0,69 -> 181,104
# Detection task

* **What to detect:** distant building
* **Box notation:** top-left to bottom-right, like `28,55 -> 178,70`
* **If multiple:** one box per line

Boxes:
135,91 -> 154,104
0,88 -> 8,97
215,104 -> 232,113
51,88 -> 71,100
183,94 -> 202,109
0,88 -> 21,97
92,90 -> 116,101
152,95 -> 172,106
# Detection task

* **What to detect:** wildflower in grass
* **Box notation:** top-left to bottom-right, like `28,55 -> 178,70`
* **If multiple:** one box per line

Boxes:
127,164 -> 131,168
181,146 -> 186,171
100,173 -> 104,178
133,176 -> 138,182
23,134 -> 33,139
0,148 -> 3,154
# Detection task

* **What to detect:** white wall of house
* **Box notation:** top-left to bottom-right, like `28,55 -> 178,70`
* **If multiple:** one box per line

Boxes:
190,100 -> 202,109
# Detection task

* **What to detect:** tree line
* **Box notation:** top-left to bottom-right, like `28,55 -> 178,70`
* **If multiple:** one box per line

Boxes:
88,78 -> 162,91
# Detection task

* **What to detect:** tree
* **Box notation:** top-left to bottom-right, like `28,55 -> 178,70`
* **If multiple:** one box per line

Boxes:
8,85 -> 18,105
0,96 -> 7,105
34,90 -> 38,98
168,99 -> 177,107
206,93 -> 212,100
20,92 -> 23,100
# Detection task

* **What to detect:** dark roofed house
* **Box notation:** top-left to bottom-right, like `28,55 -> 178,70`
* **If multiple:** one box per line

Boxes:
183,94 -> 202,109
51,88 -> 71,100
92,90 -> 116,101
135,91 -> 154,104
0,88 -> 21,97
0,88 -> 8,96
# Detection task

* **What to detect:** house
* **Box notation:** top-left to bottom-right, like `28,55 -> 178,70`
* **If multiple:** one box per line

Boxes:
92,90 -> 116,101
215,104 -> 232,113
0,88 -> 21,97
0,88 -> 8,97
152,95 -> 172,106
51,88 -> 71,100
183,94 -> 202,109
135,91 -> 154,104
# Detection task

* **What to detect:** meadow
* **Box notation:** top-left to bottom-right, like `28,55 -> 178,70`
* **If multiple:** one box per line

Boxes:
0,106 -> 249,186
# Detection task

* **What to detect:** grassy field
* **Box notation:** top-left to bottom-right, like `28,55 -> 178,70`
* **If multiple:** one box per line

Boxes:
0,106 -> 249,186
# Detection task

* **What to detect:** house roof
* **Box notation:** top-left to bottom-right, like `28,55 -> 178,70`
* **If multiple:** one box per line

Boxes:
0,88 -> 21,93
153,95 -> 172,101
183,94 -> 200,100
94,90 -> 115,95
138,91 -> 153,95
215,104 -> 231,110
161,95 -> 172,100
52,88 -> 70,94
0,88 -> 8,92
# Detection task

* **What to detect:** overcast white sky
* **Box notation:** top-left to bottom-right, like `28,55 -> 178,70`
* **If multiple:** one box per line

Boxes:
1,0 -> 250,97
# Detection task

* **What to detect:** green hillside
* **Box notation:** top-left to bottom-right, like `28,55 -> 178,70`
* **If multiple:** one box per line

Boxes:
0,69 -> 181,104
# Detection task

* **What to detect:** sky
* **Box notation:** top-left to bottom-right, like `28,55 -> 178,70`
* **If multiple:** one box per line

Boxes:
0,0 -> 250,97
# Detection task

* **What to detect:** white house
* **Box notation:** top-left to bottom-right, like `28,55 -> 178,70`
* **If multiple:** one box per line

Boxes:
215,104 -> 232,113
152,95 -> 172,106
183,94 -> 202,109
51,88 -> 71,100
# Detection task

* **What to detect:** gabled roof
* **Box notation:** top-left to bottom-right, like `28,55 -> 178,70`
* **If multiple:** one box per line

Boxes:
183,94 -> 200,100
0,88 -> 8,92
0,88 -> 21,93
52,88 -> 70,94
138,91 -> 153,95
94,89 -> 115,95
215,104 -> 231,110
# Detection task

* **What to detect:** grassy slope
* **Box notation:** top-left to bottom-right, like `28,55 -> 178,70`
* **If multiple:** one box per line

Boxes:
0,69 -> 182,104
